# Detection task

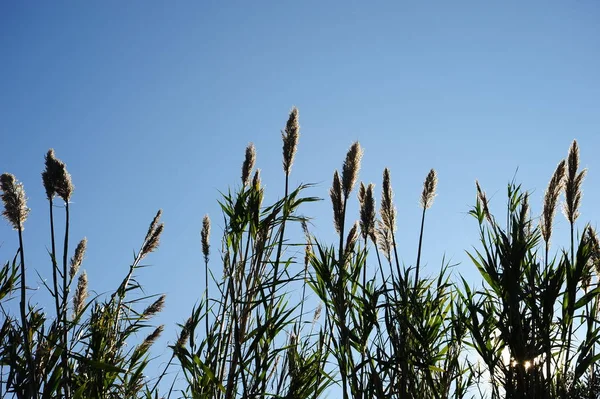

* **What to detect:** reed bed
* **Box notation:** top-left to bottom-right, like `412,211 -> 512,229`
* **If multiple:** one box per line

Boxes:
0,109 -> 599,398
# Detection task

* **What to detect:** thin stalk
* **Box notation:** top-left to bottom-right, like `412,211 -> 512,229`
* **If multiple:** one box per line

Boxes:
544,244 -> 552,395
563,223 -> 575,395
48,200 -> 61,325
17,223 -> 36,398
414,206 -> 427,291
61,202 -> 71,399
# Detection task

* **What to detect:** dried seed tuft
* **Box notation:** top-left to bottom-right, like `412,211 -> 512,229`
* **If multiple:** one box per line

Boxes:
359,183 -> 376,242
72,271 -> 88,317
541,160 -> 566,244
142,294 -> 166,319
341,142 -> 363,198
41,149 -> 73,202
241,143 -> 256,187
69,238 -> 87,279
380,168 -> 396,232
201,215 -> 211,264
330,171 -> 343,234
475,180 -> 493,225
282,107 -> 300,175
420,169 -> 438,210
140,325 -> 164,352
0,174 -> 29,230
563,140 -> 586,224
177,317 -> 193,348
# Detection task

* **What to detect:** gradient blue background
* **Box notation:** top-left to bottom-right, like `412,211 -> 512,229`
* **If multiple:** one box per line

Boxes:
1,0 -> 599,395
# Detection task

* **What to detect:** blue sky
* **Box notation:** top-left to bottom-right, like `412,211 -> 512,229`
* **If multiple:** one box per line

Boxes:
1,0 -> 599,394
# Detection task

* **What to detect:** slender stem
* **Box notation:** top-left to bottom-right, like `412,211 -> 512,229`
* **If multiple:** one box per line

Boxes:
48,200 -> 61,324
414,207 -> 427,291
61,202 -> 71,399
17,222 -> 36,398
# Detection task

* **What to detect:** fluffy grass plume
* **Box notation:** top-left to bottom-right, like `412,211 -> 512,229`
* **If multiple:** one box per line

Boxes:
0,173 -> 29,230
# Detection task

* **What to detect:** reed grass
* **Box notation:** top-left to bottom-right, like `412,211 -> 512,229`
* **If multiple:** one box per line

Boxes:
0,114 -> 598,399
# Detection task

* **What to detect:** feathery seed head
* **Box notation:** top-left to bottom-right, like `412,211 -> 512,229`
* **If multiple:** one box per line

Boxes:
43,149 -> 73,202
345,221 -> 360,252
73,271 -> 88,317
0,174 -> 29,230
330,171 -> 343,234
358,182 -> 366,205
144,210 -> 163,243
312,303 -> 322,324
520,193 -> 531,235
69,237 -> 87,279
282,107 -> 300,175
252,169 -> 261,191
586,226 -> 600,275
177,317 -> 193,348
563,140 -> 586,224
475,180 -> 493,225
380,168 -> 396,232
359,183 -> 376,241
140,325 -> 164,352
42,149 -> 58,200
541,160 -> 566,244
201,215 -> 211,264
420,169 -> 438,209
142,223 -> 164,258
376,220 -> 392,263
142,294 -> 166,319
242,143 -> 256,187
342,142 -> 363,198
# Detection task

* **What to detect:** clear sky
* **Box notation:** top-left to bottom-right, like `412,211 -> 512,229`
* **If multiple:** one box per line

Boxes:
1,0 -> 599,394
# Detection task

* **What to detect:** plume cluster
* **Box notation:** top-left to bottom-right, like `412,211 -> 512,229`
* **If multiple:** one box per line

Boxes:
563,140 -> 586,224
341,142 -> 363,199
541,160 -> 566,244
282,107 -> 300,175
0,173 -> 30,230
142,210 -> 164,258
41,149 -> 74,202
475,180 -> 493,225
358,182 -> 376,242
72,271 -> 88,317
242,143 -> 256,187
420,169 -> 438,210
330,171 -> 343,234
380,168 -> 396,233
69,238 -> 87,279
201,215 -> 211,264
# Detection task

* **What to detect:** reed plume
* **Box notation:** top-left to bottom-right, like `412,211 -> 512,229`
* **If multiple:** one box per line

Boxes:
72,271 -> 88,316
330,171 -> 343,234
420,169 -> 438,210
69,237 -> 87,279
380,168 -> 396,232
201,215 -> 211,264
41,149 -> 74,202
140,325 -> 164,352
242,143 -> 256,187
563,140 -> 586,224
359,183 -> 376,242
142,210 -> 164,258
342,142 -> 363,198
177,317 -> 193,348
540,160 -> 566,244
282,107 -> 300,175
0,174 -> 29,230
475,180 -> 493,225
376,220 -> 392,263
345,221 -> 360,254
252,169 -> 261,191
142,294 -> 166,319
